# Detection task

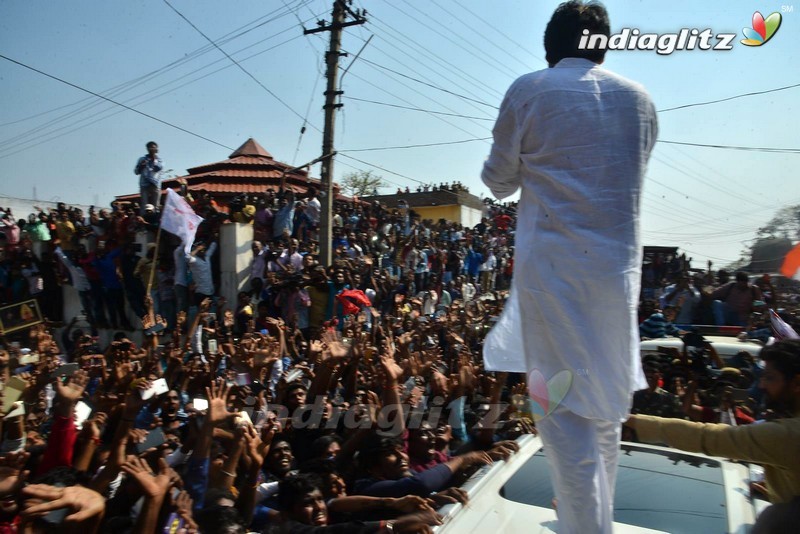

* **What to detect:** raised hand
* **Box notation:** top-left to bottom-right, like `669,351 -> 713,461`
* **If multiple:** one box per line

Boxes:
0,451 -> 30,496
21,484 -> 106,523
54,369 -> 88,404
121,456 -> 173,499
205,379 -> 235,427
380,353 -> 404,385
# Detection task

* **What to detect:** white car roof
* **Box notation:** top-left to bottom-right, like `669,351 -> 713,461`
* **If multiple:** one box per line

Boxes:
435,435 -> 757,534
640,335 -> 763,358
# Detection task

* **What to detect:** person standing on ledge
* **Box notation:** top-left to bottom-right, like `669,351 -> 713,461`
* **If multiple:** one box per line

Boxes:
135,141 -> 163,215
481,2 -> 658,532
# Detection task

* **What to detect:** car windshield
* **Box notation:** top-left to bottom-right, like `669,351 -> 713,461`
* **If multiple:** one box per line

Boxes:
500,444 -> 728,533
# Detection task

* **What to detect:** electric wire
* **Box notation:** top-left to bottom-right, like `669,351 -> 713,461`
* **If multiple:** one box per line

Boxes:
657,82 -> 800,113
0,54 -> 234,151
341,136 -> 492,152
391,0 -> 520,81
658,140 -> 800,153
343,96 -> 495,121
0,33 -> 306,158
162,0 -> 321,132
366,15 -> 506,102
0,0 -> 313,134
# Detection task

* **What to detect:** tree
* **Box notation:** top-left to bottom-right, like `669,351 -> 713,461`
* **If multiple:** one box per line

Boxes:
755,204 -> 800,240
339,170 -> 386,198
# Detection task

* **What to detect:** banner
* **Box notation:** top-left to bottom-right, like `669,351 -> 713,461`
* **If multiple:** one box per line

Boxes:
161,188 -> 203,256
0,299 -> 43,335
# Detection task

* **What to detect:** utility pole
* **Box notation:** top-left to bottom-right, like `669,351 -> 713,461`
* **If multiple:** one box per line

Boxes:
305,0 -> 366,266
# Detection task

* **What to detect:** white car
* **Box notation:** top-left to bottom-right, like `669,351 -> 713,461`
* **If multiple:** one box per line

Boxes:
640,335 -> 764,364
435,434 -> 766,533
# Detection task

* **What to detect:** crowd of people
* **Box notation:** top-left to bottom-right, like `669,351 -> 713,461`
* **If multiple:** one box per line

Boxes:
0,175 -> 798,532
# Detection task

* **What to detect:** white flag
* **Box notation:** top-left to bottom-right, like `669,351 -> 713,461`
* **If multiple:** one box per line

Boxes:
161,189 -> 203,256
770,308 -> 799,341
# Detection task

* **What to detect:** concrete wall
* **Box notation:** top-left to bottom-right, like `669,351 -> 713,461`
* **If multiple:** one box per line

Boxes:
219,223 -> 254,306
415,205 -> 461,224
0,196 -> 93,221
460,205 -> 484,228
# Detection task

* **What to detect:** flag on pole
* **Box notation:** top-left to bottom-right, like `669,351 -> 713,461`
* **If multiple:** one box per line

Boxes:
161,188 -> 203,256
780,242 -> 800,280
770,308 -> 799,341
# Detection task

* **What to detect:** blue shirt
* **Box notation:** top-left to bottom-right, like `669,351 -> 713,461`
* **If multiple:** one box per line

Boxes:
135,155 -> 163,187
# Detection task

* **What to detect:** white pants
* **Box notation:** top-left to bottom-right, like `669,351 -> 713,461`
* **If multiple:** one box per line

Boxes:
536,404 -> 621,534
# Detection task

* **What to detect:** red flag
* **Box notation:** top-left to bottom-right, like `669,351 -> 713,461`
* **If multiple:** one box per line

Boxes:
336,289 -> 372,316
780,242 -> 800,280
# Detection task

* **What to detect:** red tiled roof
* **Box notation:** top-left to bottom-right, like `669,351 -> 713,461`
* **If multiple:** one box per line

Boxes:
229,138 -> 272,159
116,138 -> 351,202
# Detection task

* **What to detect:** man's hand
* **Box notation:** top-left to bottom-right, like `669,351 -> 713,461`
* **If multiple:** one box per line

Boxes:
205,379 -> 235,427
427,487 -> 468,508
121,456 -> 173,500
0,451 -> 30,496
79,412 -> 108,442
21,484 -> 106,523
389,495 -> 435,514
623,415 -> 637,430
392,509 -> 442,533
54,370 -> 88,416
380,353 -> 404,385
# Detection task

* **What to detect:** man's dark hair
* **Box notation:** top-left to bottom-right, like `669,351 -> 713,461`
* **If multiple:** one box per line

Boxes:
544,1 -> 610,66
146,141 -> 158,149
278,474 -> 321,512
357,432 -> 403,472
760,339 -> 800,381
736,271 -> 749,283
196,505 -> 246,534
310,435 -> 343,459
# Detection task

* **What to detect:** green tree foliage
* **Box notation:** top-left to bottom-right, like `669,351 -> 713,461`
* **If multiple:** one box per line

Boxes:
339,170 -> 387,198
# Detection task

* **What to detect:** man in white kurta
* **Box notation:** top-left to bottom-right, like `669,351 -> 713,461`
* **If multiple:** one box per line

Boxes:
481,3 -> 657,532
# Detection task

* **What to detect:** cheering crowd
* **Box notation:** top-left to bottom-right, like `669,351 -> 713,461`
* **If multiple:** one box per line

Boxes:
0,178 -> 799,533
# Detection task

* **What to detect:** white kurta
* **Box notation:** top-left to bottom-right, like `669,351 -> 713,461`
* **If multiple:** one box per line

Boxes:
482,58 -> 657,422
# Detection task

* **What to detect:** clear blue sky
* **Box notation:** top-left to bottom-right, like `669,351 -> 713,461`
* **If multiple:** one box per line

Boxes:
1,0 -> 797,268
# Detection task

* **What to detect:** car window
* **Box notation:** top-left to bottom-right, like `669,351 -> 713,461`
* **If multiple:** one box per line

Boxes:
500,444 -> 728,533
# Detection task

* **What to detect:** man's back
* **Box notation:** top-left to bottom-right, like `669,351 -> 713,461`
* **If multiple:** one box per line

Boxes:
484,58 -> 657,241
482,59 -> 657,420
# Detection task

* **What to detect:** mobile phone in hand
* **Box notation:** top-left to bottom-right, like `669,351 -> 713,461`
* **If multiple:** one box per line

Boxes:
49,363 -> 79,380
135,427 -> 167,454
141,378 -> 169,400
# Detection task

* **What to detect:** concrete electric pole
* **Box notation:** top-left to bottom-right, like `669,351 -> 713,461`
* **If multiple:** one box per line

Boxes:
304,0 -> 365,266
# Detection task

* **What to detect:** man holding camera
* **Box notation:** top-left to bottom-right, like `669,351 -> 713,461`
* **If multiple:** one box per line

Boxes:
134,141 -> 163,215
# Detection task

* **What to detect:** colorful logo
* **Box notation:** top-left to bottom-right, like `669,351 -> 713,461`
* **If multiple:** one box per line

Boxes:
526,369 -> 573,420
741,11 -> 782,46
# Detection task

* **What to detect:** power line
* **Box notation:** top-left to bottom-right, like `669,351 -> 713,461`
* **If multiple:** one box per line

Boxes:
0,7 -> 316,154
657,82 -> 800,113
0,0 -> 312,132
345,70 -> 490,141
341,136 -> 491,152
365,15 -> 506,103
391,0 -> 520,81
339,153 -> 426,185
0,33 -> 306,158
357,57 -> 498,109
429,0 -> 541,71
344,96 -> 494,120
351,33 -> 499,117
658,140 -> 800,153
162,0 -> 321,133
450,0 -> 547,66
0,54 -> 234,151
